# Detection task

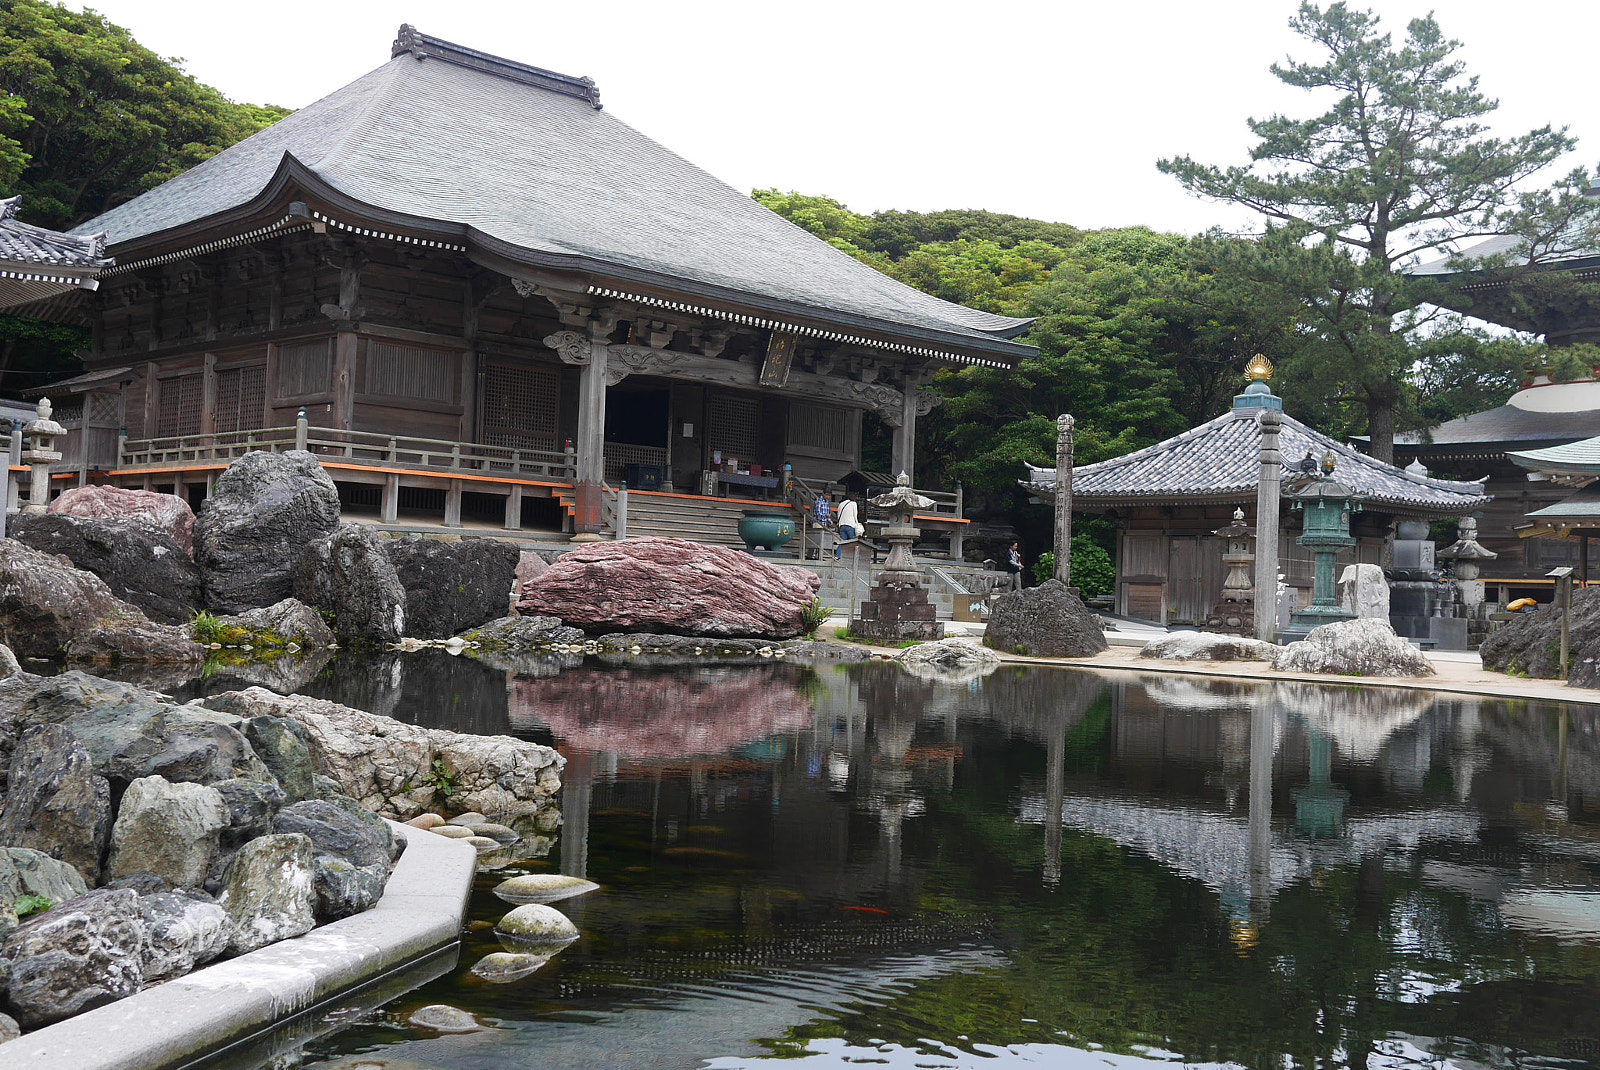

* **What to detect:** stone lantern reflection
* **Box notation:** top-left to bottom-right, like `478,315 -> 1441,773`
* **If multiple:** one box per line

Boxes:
1285,450 -> 1363,640
21,397 -> 65,514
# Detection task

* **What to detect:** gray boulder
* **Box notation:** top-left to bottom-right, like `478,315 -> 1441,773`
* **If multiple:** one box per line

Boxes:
137,890 -> 230,982
983,579 -> 1109,658
1481,586 -> 1600,686
63,616 -> 205,669
1272,618 -> 1435,677
0,849 -> 89,940
464,615 -> 586,651
308,855 -> 387,921
22,687 -> 271,790
0,725 -> 112,886
245,716 -> 316,802
1139,633 -> 1283,662
212,777 -> 288,851
0,540 -> 154,660
0,1010 -> 16,1043
106,776 -> 229,889
0,642 -> 20,680
218,597 -> 336,649
7,513 -> 202,625
293,525 -> 406,643
387,537 -> 521,638
2,888 -> 146,1027
893,637 -> 1001,682
319,792 -> 405,863
194,449 -> 341,614
216,833 -> 316,954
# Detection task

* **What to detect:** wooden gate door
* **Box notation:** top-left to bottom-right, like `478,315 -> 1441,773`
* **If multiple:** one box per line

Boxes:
482,362 -> 559,451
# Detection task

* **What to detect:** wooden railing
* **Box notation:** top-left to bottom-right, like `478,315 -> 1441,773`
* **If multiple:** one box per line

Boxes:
120,421 -> 577,482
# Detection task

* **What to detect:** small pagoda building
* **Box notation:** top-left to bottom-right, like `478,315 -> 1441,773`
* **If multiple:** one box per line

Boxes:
1023,388 -> 1490,626
19,26 -> 1029,538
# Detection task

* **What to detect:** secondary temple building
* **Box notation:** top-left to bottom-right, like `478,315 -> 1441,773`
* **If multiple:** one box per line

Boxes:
20,26 -> 1031,536
1023,383 -> 1491,626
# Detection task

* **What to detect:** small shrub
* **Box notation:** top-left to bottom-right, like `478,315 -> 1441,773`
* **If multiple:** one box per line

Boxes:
15,895 -> 54,918
190,610 -> 223,644
833,626 -> 853,641
800,597 -> 831,638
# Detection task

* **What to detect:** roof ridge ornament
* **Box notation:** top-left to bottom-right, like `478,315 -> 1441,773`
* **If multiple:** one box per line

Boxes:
391,24 -> 602,109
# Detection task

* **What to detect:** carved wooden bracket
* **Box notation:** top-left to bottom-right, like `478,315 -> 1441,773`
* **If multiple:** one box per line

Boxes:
913,387 -> 942,418
543,330 -> 592,365
843,380 -> 905,426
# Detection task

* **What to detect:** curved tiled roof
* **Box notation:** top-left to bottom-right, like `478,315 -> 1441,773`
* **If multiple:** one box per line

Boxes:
0,197 -> 110,310
1509,435 -> 1600,475
1024,407 -> 1490,516
75,29 -> 1032,360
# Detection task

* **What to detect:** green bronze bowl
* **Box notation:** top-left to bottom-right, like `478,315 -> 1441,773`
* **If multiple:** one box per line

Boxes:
738,510 -> 795,552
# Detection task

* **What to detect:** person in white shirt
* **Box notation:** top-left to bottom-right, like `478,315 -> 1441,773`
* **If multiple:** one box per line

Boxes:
834,496 -> 860,559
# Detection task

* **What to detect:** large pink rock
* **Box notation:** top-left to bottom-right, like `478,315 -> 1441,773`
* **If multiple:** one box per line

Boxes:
512,550 -> 550,609
49,486 -> 196,556
519,537 -> 820,639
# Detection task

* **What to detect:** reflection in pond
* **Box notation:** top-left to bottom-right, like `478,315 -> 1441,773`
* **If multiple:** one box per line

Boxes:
220,657 -> 1600,1070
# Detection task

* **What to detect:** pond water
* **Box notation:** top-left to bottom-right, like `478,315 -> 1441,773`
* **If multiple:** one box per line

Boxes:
220,654 -> 1600,1070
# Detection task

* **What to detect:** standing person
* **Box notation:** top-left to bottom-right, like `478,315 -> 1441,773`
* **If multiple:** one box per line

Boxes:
835,495 -> 860,560
812,487 -> 833,529
1005,541 -> 1023,591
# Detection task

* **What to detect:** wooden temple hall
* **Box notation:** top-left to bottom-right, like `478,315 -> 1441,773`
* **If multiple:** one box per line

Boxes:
14,26 -> 1031,539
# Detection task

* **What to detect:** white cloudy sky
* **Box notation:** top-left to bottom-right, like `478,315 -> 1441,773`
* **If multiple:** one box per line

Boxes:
76,0 -> 1600,236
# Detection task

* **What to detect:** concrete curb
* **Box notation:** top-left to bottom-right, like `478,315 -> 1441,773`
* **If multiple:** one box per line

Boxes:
8,821 -> 477,1070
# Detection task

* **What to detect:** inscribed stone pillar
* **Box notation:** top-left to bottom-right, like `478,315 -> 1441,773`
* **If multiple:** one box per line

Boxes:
1254,410 -> 1283,643
572,339 -> 610,534
1053,414 -> 1074,586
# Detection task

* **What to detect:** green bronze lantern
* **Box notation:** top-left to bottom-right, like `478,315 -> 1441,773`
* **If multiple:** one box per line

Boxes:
1285,449 -> 1363,636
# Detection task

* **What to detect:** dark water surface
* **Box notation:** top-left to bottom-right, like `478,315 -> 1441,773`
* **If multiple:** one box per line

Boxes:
236,654 -> 1600,1070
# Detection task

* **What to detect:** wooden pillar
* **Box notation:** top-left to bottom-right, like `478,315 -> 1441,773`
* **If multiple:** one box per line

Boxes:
444,478 -> 463,528
200,353 -> 218,436
1254,410 -> 1283,642
572,340 -> 609,534
891,387 -> 916,484
381,473 -> 399,524
332,331 -> 356,430
1053,414 -> 1074,586
504,483 -> 523,530
1582,533 -> 1590,589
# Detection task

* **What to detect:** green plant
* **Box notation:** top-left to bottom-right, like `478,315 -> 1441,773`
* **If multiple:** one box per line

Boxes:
190,610 -> 223,644
424,757 -> 458,801
799,597 -> 831,638
1032,537 -> 1115,598
833,626 -> 853,641
15,895 -> 54,918
894,639 -> 921,649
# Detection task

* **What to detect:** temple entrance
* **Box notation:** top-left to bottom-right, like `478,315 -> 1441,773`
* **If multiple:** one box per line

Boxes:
604,386 -> 670,487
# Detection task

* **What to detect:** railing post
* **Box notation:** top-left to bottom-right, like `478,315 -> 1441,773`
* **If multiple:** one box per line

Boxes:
613,482 -> 628,540
295,408 -> 308,452
954,480 -> 963,519
450,443 -> 461,470
388,437 -> 397,463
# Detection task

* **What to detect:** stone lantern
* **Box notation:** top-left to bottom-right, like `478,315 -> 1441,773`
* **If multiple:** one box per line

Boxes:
1438,514 -> 1497,616
21,397 -> 65,514
850,471 -> 946,643
1205,507 -> 1257,636
1284,449 -> 1363,638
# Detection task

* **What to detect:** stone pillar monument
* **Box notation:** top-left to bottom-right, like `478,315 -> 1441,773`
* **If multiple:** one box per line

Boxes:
1234,355 -> 1284,643
21,397 -> 65,514
1053,414 -> 1074,587
1205,507 -> 1256,636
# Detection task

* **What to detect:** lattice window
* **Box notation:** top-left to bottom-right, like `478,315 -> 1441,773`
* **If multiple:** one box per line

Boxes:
707,395 -> 759,459
214,365 -> 266,434
365,342 -> 453,402
603,443 -> 669,484
482,362 -> 559,450
156,374 -> 203,438
277,339 -> 333,397
787,402 -> 850,453
87,393 -> 121,423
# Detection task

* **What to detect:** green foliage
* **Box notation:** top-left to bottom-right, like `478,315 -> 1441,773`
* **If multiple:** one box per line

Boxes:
799,597 -> 831,638
14,894 -> 53,918
424,758 -> 457,801
832,626 -> 852,641
0,0 -> 291,229
0,312 -> 88,395
189,610 -> 224,645
1158,2 -> 1576,462
1032,536 -> 1115,598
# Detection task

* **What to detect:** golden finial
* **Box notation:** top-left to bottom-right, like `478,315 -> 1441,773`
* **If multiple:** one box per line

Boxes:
1245,354 -> 1273,383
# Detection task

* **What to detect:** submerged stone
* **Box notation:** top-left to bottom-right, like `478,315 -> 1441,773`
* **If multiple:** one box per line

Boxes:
494,903 -> 579,948
431,825 -> 475,839
493,873 -> 599,905
408,1003 -> 480,1033
471,951 -> 551,983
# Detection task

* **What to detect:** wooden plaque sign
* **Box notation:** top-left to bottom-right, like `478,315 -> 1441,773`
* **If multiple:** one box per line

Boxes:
758,331 -> 798,388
